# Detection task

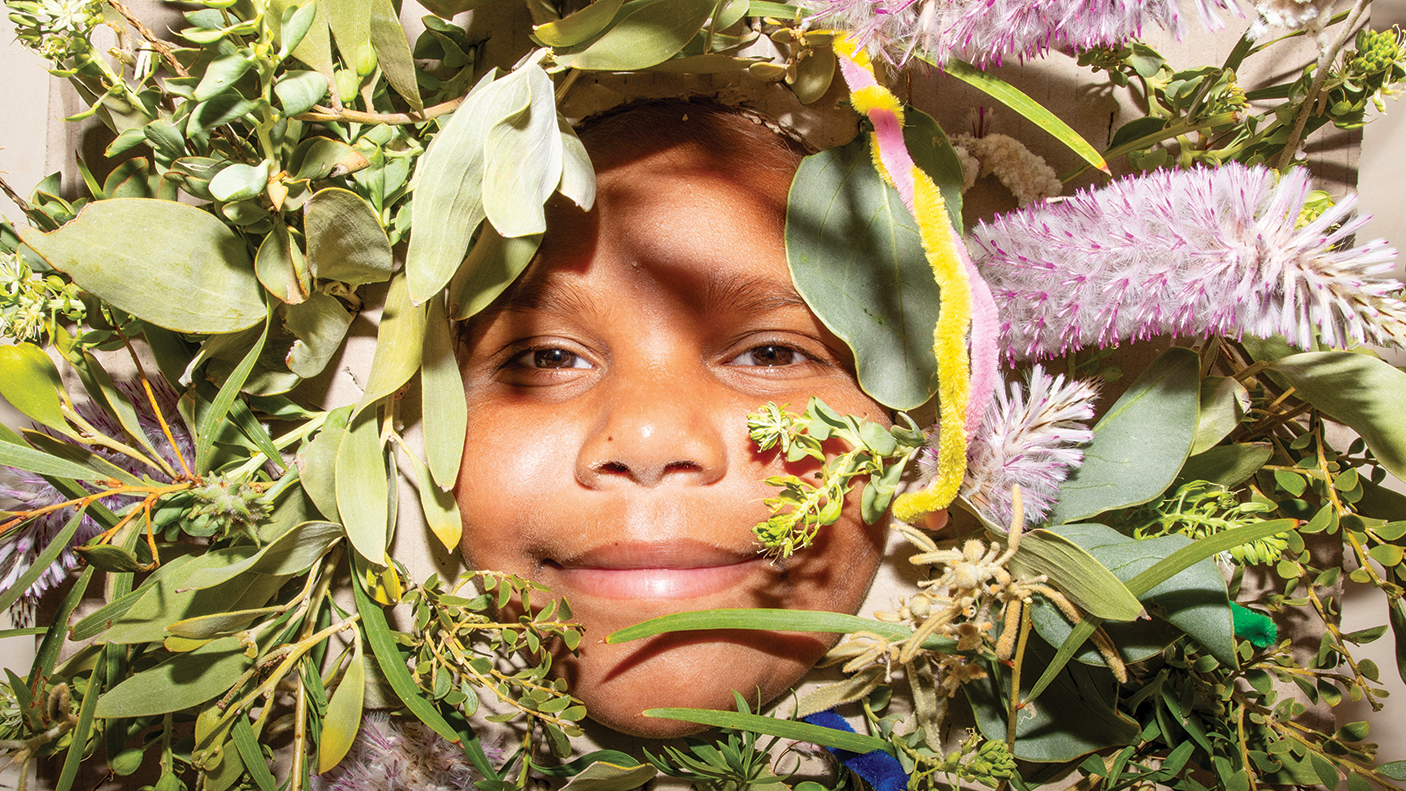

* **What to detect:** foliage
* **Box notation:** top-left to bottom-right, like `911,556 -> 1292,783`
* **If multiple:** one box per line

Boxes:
1,0 -> 1405,789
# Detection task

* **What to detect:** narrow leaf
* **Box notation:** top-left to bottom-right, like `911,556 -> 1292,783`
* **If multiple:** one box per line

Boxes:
532,0 -> 626,46
0,343 -> 70,433
368,0 -> 422,110
561,0 -> 715,70
319,647 -> 365,772
400,435 -> 463,552
232,717 -> 276,791
0,506 -> 87,613
357,274 -> 427,414
423,297 -> 468,490
606,608 -> 955,652
95,636 -> 254,717
336,408 -> 389,564
642,708 -> 890,755
196,315 -> 270,474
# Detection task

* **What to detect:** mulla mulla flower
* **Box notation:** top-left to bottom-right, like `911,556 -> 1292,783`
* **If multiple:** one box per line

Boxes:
805,0 -> 1242,66
918,365 -> 1099,528
0,379 -> 192,622
971,163 -> 1406,361
312,715 -> 499,791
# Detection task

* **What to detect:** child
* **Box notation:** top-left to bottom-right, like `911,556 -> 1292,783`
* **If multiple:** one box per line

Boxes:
453,101 -> 893,738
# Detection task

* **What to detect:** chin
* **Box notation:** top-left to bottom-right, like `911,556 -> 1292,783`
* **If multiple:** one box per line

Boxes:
562,628 -> 837,738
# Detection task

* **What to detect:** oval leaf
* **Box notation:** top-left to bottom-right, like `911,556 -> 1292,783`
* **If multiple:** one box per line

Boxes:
1267,352 -> 1406,483
533,0 -> 625,46
20,199 -> 264,333
481,63 -> 563,238
0,343 -> 70,432
318,648 -> 365,772
423,298 -> 468,490
563,0 -> 715,71
357,274 -> 427,413
285,293 -> 354,378
336,408 -> 389,564
1006,528 -> 1144,622
274,69 -> 331,116
305,188 -> 393,285
1050,346 -> 1200,523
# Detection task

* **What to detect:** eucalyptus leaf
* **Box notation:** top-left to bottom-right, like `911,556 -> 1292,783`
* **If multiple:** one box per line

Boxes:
368,0 -> 422,111
406,69 -> 530,304
558,762 -> 660,791
560,0 -> 715,70
357,275 -> 426,415
336,408 -> 389,564
181,520 -> 343,590
533,0 -> 626,46
319,648 -> 365,772
1267,352 -> 1406,482
99,548 -> 286,644
165,605 -> 286,638
20,199 -> 265,334
95,636 -> 254,718
482,64 -> 563,238
643,708 -> 890,754
0,342 -> 70,433
299,405 -> 351,521
305,188 -> 393,285
422,298 -> 468,490
285,293 -> 354,378
786,130 -> 940,410
1176,442 -> 1273,489
1192,376 -> 1249,455
70,555 -> 197,641
0,436 -> 112,481
1050,347 -> 1200,523
1007,529 -> 1144,621
400,439 -> 462,552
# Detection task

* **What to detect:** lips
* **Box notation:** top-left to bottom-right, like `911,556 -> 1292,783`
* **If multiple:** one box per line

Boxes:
543,540 -> 767,600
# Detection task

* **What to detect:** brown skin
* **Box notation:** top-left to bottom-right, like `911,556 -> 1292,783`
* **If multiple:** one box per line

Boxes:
454,135 -> 891,738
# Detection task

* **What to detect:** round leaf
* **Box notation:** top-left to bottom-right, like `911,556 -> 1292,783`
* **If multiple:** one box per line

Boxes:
305,188 -> 393,285
20,199 -> 265,333
274,70 -> 330,116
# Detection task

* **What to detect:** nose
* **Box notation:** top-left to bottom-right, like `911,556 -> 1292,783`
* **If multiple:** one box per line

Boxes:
575,371 -> 728,489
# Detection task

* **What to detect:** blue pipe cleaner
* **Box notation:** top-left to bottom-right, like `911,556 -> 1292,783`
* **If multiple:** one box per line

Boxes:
800,709 -> 909,791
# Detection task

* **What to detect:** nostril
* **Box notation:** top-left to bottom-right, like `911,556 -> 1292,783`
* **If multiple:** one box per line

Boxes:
599,461 -> 629,475
663,460 -> 702,474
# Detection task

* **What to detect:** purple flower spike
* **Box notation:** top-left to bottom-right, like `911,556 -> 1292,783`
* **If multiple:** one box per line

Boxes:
806,0 -> 1243,66
971,164 -> 1406,361
921,366 -> 1099,528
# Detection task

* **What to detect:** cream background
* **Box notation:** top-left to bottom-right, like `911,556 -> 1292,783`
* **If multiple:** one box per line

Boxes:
2,0 -> 1406,781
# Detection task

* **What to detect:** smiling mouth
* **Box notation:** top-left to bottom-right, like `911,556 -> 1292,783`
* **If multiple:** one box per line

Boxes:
543,541 -> 767,600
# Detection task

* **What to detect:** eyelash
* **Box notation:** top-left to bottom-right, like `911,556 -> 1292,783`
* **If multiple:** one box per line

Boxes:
501,340 -> 819,372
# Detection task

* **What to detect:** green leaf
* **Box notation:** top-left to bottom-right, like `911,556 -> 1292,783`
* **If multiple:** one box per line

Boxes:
288,137 -> 369,182
20,199 -> 265,333
642,708 -> 890,754
196,316 -> 269,473
305,188 -> 393,285
1192,376 -> 1249,455
1050,347 -> 1200,523
285,293 -> 354,378
965,639 -> 1139,762
561,0 -> 716,71
55,651 -> 104,791
405,69 -> 529,304
482,63 -> 563,238
300,405 -> 351,521
22,431 -> 143,486
0,507 -> 87,613
0,437 -> 112,481
368,0 -> 422,110
0,343 -> 71,433
558,761 -> 660,791
357,274 -> 427,414
423,298 -> 468,490
166,605 -> 287,638
1028,524 -> 1236,666
1379,760 -> 1406,781
336,408 -> 389,564
1126,520 -> 1296,596
1007,528 -> 1144,622
274,70 -> 330,116
786,129 -> 940,410
447,224 -> 542,320
399,437 -> 462,552
1267,352 -> 1406,483
231,717 -> 276,791
323,0 -> 373,76
96,636 -> 254,717
351,568 -> 467,751
319,647 -> 365,772
99,550 -> 288,644
557,118 -> 595,211
210,159 -> 269,202
256,221 -> 310,304
75,543 -> 142,572
928,58 -> 1107,175
182,520 -> 343,590
533,0 -> 626,46
606,608 -> 955,651
1175,442 -> 1273,489
194,52 -> 253,101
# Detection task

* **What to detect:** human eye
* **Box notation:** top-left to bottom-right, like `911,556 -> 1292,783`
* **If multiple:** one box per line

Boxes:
509,346 -> 594,370
727,344 -> 811,367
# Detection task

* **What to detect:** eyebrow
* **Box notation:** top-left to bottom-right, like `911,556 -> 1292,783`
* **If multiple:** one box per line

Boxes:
488,270 -> 809,318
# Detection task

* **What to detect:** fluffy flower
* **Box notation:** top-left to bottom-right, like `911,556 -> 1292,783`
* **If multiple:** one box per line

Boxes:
951,133 -> 1062,205
0,380 -> 191,621
313,714 -> 499,791
807,0 -> 1242,66
971,163 -> 1406,361
920,366 -> 1099,527
1248,0 -> 1340,39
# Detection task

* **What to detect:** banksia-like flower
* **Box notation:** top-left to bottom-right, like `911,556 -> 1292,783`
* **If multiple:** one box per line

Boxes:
920,366 -> 1099,527
313,714 -> 498,791
807,0 -> 1242,66
972,164 -> 1406,361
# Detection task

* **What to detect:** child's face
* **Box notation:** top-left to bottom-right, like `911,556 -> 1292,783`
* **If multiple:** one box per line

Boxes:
455,131 -> 890,737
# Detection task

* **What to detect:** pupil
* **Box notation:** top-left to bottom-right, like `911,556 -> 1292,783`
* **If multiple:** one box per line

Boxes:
754,345 -> 794,366
534,349 -> 575,368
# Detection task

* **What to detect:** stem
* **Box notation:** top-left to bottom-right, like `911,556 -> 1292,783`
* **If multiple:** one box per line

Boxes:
1005,599 -> 1033,748
294,95 -> 464,125
1274,0 -> 1371,170
290,671 -> 307,791
59,404 -> 173,478
104,0 -> 190,78
116,325 -> 194,480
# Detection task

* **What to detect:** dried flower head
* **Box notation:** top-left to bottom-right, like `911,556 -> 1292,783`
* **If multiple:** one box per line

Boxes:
971,164 -> 1406,360
313,714 -> 498,791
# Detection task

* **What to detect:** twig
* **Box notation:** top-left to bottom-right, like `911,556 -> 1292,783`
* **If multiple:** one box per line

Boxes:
104,0 -> 191,78
1274,0 -> 1371,170
294,95 -> 464,125
115,324 -> 194,480
1005,598 -> 1033,748
0,174 -> 34,215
